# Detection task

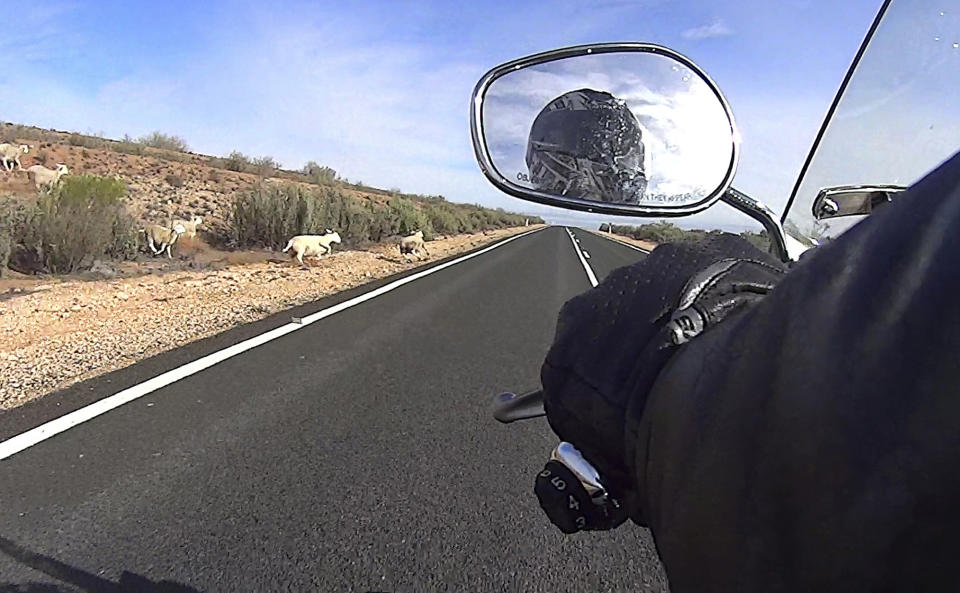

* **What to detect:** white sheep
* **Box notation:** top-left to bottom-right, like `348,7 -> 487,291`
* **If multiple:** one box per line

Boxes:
172,216 -> 203,239
140,223 -> 187,258
26,164 -> 69,190
282,230 -> 342,265
0,143 -> 29,171
399,230 -> 429,259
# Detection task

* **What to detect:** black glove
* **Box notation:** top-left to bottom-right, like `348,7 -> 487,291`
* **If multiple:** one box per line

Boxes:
539,234 -> 787,528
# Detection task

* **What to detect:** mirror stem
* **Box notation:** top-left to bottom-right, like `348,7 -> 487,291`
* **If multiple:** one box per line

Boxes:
722,188 -> 789,261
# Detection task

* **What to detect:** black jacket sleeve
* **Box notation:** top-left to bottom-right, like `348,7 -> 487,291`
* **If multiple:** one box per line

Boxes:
633,151 -> 960,592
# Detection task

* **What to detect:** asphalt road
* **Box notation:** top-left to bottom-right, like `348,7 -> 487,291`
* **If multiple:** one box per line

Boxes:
0,226 -> 662,592
568,229 -> 648,282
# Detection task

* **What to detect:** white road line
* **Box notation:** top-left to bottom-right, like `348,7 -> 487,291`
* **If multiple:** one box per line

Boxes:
0,227 -> 544,462
582,251 -> 590,259
565,228 -> 598,287
587,230 -> 650,253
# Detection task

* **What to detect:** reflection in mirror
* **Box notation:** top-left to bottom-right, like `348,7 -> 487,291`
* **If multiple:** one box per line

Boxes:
812,184 -> 905,220
480,51 -> 736,208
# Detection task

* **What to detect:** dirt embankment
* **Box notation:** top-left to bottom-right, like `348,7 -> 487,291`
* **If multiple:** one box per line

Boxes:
0,137 -> 396,239
0,226 -> 540,410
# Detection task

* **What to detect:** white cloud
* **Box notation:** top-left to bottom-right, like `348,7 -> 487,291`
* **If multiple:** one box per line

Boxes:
681,20 -> 734,41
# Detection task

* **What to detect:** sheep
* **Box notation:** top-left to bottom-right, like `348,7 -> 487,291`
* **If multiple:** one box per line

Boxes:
399,230 -> 429,260
140,223 -> 187,258
282,230 -> 342,265
0,143 -> 29,172
26,164 -> 69,190
171,216 -> 203,239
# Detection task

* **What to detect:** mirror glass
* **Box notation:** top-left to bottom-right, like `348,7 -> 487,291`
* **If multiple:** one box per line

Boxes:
479,50 -> 736,209
812,185 -> 904,220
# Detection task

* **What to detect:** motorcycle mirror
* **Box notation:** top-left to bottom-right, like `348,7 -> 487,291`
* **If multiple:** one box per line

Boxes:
812,184 -> 906,221
471,43 -> 739,217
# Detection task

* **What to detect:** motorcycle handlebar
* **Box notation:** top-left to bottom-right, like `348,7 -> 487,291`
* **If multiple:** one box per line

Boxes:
492,390 -> 546,423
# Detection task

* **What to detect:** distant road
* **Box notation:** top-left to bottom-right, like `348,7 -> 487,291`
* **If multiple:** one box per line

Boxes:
0,226 -> 664,592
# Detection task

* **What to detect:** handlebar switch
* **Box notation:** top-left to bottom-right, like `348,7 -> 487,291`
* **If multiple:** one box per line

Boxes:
534,443 -> 627,533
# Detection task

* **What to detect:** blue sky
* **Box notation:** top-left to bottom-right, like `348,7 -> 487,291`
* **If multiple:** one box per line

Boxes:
1,0 -> 882,230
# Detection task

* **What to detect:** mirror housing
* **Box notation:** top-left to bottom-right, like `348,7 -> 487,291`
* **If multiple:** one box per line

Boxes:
470,43 -> 740,217
812,184 -> 905,221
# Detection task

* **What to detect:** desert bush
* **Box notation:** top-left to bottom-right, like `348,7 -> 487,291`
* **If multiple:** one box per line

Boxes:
228,182 -> 540,251
224,151 -> 252,173
113,136 -> 146,156
165,174 -> 184,188
232,185 -> 319,250
223,150 -> 251,173
207,169 -> 222,183
0,201 -> 27,276
14,176 -> 137,274
388,197 -> 433,239
302,161 -> 339,185
253,156 -> 279,177
66,132 -> 106,150
137,131 -> 189,152
609,221 -> 713,244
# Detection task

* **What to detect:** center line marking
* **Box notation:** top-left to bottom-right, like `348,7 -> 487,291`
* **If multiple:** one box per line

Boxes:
565,228 -> 598,287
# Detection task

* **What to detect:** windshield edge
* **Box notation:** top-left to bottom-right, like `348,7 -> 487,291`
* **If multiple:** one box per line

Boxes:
780,0 -> 893,229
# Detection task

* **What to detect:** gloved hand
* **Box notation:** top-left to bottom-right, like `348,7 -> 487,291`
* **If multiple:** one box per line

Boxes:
538,234 -> 787,530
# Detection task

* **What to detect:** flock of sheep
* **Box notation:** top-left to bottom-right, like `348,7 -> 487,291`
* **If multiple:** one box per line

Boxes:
2,141 -> 434,266
148,226 -> 428,264
1,143 -> 70,189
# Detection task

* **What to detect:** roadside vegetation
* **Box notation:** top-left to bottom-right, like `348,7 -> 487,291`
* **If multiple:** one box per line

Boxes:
231,185 -> 537,250
603,221 -> 769,250
1,176 -> 136,275
0,143 -> 542,277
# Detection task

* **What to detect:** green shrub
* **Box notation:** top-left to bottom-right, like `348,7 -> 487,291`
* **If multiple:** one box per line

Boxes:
19,176 -> 137,273
609,221 -> 714,244
301,161 -> 339,185
224,151 -> 252,172
113,137 -> 146,156
137,131 -> 189,152
231,183 -> 541,250
64,132 -> 105,150
232,185 -> 322,249
0,204 -> 18,277
253,156 -> 279,177
388,197 -> 433,239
